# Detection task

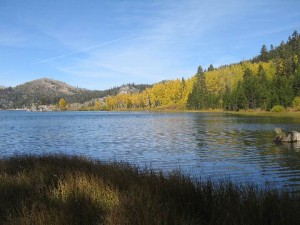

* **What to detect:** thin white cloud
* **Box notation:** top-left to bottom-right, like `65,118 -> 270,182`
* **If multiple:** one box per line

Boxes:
2,0 -> 300,90
32,35 -> 134,65
50,0 -> 250,87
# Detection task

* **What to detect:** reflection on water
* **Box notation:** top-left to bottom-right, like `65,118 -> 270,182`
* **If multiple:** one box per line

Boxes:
0,111 -> 300,191
277,141 -> 300,150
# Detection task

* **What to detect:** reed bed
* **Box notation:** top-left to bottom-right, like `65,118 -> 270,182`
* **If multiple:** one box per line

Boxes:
0,154 -> 299,225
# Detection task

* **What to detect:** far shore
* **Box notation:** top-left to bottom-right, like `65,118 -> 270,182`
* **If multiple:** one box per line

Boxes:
4,107 -> 300,117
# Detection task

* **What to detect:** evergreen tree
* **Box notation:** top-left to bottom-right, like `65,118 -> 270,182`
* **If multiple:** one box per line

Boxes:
232,81 -> 247,111
208,64 -> 215,71
273,73 -> 294,107
222,85 -> 232,111
292,65 -> 300,96
290,30 -> 299,54
256,65 -> 271,110
206,93 -> 219,109
260,44 -> 268,62
242,68 -> 259,109
187,66 -> 208,109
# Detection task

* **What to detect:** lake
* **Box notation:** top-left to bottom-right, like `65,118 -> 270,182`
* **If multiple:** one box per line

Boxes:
1,110 -> 300,191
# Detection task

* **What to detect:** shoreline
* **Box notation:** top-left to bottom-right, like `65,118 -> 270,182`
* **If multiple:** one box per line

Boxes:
3,108 -> 300,119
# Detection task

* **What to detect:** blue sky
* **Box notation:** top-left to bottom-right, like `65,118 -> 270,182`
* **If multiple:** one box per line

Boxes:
0,0 -> 300,90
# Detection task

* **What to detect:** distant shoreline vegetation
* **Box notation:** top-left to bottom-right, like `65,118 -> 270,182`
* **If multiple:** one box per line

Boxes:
102,31 -> 300,113
1,31 -> 300,113
0,154 -> 299,225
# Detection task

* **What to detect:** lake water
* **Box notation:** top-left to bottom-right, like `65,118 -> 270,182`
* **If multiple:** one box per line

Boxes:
1,110 -> 300,191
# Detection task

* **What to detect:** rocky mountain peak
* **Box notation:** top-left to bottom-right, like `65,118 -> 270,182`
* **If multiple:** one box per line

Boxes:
118,85 -> 139,94
16,78 -> 79,95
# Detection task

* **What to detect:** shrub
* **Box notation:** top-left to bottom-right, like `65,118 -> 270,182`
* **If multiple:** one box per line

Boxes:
270,105 -> 285,112
292,96 -> 300,111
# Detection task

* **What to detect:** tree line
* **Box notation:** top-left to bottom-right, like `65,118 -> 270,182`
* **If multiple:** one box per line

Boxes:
106,31 -> 300,112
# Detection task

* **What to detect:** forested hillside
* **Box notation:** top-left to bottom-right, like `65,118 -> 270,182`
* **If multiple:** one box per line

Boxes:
0,78 -> 109,109
0,78 -> 151,109
1,32 -> 299,111
106,31 -> 300,111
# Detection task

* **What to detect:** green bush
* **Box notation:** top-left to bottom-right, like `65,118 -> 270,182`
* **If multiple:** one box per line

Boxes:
292,96 -> 300,111
270,105 -> 286,112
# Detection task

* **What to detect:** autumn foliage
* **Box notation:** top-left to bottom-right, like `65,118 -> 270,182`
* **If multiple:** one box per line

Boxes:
58,98 -> 68,110
105,31 -> 300,112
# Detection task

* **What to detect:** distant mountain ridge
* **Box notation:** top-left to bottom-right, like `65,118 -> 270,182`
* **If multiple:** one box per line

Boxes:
0,78 -> 151,109
16,78 -> 83,95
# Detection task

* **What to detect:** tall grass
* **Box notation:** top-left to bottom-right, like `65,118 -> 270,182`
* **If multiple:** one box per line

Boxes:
0,154 -> 299,225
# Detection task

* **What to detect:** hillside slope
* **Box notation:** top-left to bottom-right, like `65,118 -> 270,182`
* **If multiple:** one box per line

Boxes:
0,78 -> 151,109
15,78 -> 81,95
105,31 -> 300,111
0,78 -> 85,109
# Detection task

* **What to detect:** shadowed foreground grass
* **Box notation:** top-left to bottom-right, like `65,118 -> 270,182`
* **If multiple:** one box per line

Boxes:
0,154 -> 299,225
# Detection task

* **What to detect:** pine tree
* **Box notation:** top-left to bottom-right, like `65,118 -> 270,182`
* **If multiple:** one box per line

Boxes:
231,81 -> 247,111
292,65 -> 300,96
208,64 -> 215,71
242,68 -> 259,109
273,73 -> 294,107
260,44 -> 268,62
256,65 -> 271,110
222,85 -> 232,111
187,66 -> 208,109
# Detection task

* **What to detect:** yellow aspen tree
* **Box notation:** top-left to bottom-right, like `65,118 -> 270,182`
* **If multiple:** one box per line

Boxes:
94,100 -> 102,110
58,98 -> 67,111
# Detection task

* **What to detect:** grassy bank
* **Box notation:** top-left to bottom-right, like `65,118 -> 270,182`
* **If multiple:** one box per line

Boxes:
0,154 -> 299,225
223,110 -> 300,119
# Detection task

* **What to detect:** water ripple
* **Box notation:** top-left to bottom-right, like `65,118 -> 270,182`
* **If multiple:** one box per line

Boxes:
0,111 -> 300,191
